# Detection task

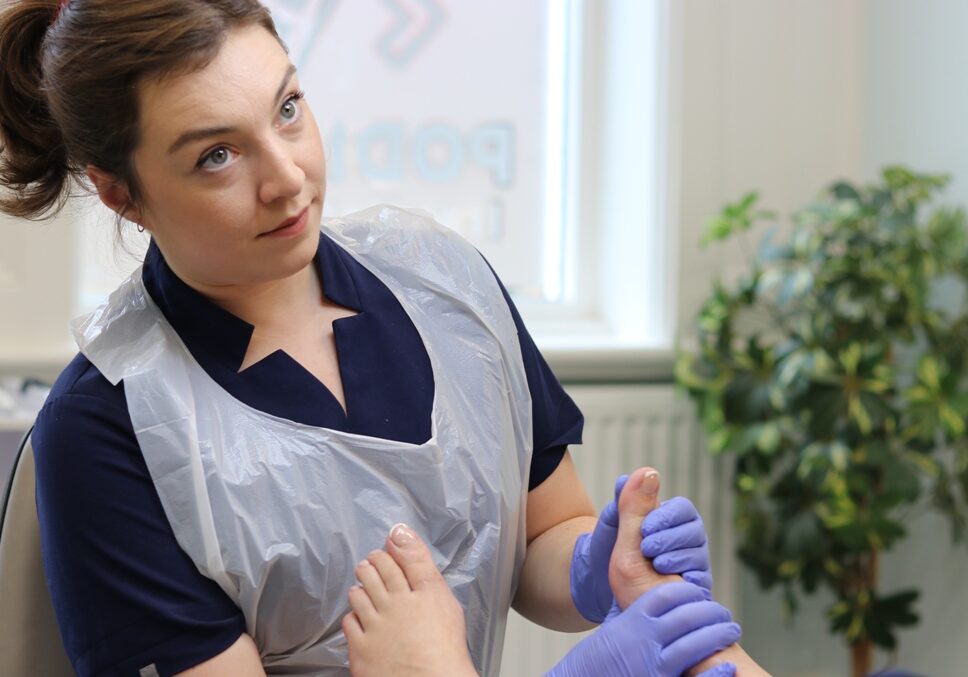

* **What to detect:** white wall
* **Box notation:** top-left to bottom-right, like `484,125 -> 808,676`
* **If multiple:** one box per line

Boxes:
675,0 -> 865,344
861,2 -> 968,668
671,1 -> 968,675
0,209 -> 75,377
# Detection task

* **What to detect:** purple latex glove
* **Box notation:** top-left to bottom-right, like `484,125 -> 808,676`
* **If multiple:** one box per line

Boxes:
642,496 -> 713,592
571,475 -> 713,623
547,581 -> 740,677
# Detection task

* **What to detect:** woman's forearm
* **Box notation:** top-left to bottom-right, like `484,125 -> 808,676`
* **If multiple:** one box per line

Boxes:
512,515 -> 598,632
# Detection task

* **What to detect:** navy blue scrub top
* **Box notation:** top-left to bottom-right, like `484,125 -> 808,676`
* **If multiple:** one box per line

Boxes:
32,230 -> 584,677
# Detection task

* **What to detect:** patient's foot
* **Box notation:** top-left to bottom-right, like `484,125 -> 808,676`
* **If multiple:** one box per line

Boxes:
609,468 -> 772,677
342,524 -> 479,677
608,468 -> 679,610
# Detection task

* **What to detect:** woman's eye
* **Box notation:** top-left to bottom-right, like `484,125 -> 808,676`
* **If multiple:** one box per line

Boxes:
279,91 -> 305,125
197,146 -> 237,171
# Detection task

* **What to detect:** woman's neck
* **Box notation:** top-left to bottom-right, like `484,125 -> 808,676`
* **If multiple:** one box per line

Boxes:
190,262 -> 323,332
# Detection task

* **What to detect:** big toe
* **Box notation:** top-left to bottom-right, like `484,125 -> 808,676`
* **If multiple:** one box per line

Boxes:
609,468 -> 676,608
617,467 -> 661,528
386,523 -> 447,591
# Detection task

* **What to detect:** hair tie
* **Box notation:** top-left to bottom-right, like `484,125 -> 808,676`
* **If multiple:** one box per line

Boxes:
54,0 -> 70,21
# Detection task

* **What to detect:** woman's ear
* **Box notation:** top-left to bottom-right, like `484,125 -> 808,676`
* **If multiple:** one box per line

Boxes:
85,166 -> 144,226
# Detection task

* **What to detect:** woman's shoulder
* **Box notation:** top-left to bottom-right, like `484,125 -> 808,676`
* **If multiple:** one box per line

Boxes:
32,361 -> 246,677
32,352 -> 133,478
46,351 -> 125,403
37,352 -> 128,432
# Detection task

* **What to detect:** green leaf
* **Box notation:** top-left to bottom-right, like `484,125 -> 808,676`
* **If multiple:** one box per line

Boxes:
701,215 -> 735,247
863,589 -> 920,650
709,428 -> 733,454
876,590 -> 920,626
830,443 -> 849,472
755,422 -> 782,454
739,191 -> 759,212
917,355 -> 943,391
737,474 -> 757,493
723,370 -> 775,424
782,511 -> 823,558
701,192 -> 761,246
831,181 -> 862,203
848,396 -> 873,435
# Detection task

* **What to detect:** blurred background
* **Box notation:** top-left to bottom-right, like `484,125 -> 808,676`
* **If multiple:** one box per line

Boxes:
2,1 -> 966,675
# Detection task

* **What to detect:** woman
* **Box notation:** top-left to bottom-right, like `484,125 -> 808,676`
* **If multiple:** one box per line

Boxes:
1,1 -> 734,674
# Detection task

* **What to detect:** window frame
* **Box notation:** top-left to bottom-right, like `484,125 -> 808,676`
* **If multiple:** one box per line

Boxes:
528,0 -> 683,381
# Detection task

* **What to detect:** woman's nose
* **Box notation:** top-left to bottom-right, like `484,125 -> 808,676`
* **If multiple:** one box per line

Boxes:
258,141 -> 305,204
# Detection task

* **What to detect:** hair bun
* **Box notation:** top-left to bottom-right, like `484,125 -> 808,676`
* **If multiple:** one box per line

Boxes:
0,1 -> 71,219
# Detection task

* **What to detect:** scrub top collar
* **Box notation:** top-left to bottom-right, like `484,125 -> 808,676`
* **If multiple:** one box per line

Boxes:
141,231 -> 364,373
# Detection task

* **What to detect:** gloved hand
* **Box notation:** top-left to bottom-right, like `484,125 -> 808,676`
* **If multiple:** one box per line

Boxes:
643,496 -> 713,592
571,475 -> 713,623
547,582 -> 740,677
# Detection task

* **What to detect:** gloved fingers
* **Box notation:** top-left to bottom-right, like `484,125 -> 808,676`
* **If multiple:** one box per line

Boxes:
682,570 -> 715,596
570,531 -> 615,623
642,496 -> 700,535
598,474 -> 629,528
589,507 -> 619,549
602,599 -> 623,625
650,545 -> 711,575
653,599 -> 732,647
642,520 -> 707,558
579,475 -> 634,564
614,474 -> 630,502
695,661 -> 737,677
631,581 -> 709,618
660,622 -> 742,676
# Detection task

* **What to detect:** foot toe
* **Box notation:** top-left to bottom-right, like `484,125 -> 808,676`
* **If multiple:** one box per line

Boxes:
386,523 -> 446,591
609,468 -> 677,608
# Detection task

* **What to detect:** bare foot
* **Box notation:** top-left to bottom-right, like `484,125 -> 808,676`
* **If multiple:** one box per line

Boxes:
609,468 -> 772,677
609,468 -> 679,609
342,523 -> 479,677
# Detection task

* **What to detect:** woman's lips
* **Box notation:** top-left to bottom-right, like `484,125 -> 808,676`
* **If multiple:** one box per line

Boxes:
260,207 -> 310,238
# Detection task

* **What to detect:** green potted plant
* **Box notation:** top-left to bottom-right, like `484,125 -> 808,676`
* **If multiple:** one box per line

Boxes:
675,167 -> 968,677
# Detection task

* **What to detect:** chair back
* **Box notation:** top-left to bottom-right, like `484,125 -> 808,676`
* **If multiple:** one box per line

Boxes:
0,430 -> 74,676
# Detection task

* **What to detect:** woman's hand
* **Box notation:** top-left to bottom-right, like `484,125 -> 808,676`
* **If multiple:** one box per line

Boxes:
569,474 -> 713,623
547,582 -> 739,677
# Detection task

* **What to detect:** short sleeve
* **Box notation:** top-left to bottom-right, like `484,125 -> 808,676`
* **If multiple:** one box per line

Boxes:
32,358 -> 246,677
484,263 -> 584,490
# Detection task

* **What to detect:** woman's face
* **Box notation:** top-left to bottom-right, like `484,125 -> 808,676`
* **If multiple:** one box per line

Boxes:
131,24 -> 326,291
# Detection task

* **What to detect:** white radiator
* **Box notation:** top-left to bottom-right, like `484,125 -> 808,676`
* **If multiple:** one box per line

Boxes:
499,384 -> 736,676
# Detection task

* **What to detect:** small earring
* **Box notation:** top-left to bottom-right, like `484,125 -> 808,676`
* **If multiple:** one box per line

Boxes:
136,224 -> 145,233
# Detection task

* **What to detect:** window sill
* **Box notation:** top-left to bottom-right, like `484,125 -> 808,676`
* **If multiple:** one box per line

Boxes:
545,347 -> 675,384
0,340 -> 678,389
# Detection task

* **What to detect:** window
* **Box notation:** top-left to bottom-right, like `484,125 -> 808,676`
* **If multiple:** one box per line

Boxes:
70,0 -> 678,378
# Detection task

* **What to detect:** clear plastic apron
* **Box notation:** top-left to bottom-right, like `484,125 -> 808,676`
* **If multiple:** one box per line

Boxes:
73,206 -> 533,676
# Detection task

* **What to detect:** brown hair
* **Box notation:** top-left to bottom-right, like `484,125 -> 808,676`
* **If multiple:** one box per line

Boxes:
0,0 -> 281,220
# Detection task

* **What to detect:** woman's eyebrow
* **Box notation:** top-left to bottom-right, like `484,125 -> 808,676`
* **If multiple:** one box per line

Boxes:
271,65 -> 298,113
166,65 -> 299,155
168,125 -> 236,155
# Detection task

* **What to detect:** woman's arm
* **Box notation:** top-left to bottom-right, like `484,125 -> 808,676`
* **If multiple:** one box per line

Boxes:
32,371 -> 249,675
513,451 -> 598,631
175,634 -> 266,677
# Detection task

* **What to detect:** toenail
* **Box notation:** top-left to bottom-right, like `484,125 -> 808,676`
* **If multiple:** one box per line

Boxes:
390,522 -> 415,547
640,470 -> 660,496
